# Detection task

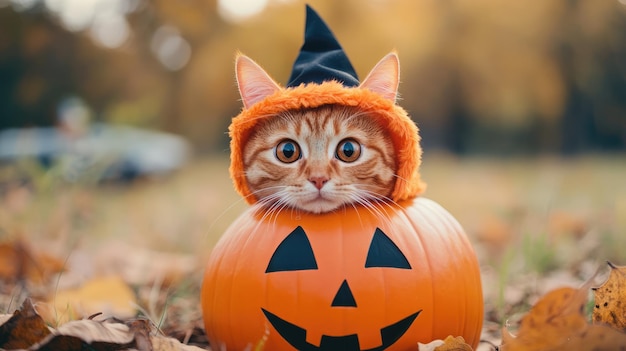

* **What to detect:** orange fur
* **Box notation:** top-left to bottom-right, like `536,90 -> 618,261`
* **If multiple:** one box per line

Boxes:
229,81 -> 426,204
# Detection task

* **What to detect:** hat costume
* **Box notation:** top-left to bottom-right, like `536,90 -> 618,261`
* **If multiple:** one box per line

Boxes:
228,5 -> 426,205
202,6 -> 484,351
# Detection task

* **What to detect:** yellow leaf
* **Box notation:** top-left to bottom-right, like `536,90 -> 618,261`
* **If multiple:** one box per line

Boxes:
40,276 -> 137,325
592,261 -> 626,332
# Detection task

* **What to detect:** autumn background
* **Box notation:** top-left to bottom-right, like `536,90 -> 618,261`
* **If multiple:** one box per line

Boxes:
0,0 -> 625,349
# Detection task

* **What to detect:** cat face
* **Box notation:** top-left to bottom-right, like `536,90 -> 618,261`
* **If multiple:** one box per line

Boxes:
243,105 -> 396,213
235,53 -> 402,213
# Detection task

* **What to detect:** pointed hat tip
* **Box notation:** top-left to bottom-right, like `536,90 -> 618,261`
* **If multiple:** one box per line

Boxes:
287,5 -> 359,87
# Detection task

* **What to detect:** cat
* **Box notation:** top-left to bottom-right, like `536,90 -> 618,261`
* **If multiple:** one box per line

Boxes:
237,53 -> 402,214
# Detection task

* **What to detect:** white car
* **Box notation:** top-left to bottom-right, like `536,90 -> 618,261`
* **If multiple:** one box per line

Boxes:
0,124 -> 191,182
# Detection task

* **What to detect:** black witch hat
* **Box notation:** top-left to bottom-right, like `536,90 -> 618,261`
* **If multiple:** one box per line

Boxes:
287,5 -> 359,87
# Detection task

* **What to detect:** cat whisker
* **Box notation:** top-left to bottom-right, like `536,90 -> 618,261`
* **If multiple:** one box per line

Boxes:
346,189 -> 396,228
346,193 -> 381,216
242,104 -> 398,216
339,109 -> 371,124
238,112 -> 281,125
203,191 -> 261,244
246,187 -> 287,209
391,173 -> 411,187
278,110 -> 300,125
250,198 -> 288,234
263,199 -> 289,224
253,188 -> 304,226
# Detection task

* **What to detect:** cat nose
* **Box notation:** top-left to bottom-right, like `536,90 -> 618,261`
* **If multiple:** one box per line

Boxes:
309,176 -> 329,190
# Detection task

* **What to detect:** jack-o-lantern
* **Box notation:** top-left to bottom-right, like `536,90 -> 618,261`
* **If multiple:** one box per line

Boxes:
202,5 -> 483,351
202,198 -> 483,350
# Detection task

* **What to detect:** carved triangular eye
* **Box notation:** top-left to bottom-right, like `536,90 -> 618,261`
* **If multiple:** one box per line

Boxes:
266,226 -> 318,273
365,228 -> 412,269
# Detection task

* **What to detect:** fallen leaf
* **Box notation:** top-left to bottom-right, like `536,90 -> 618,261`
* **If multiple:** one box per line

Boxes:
53,319 -> 134,344
419,336 -> 473,351
547,210 -> 588,239
0,314 -> 11,326
475,214 -> 514,252
0,299 -> 51,350
592,261 -> 626,332
150,334 -> 207,351
0,240 -> 64,284
40,276 -> 137,325
93,241 -> 199,287
434,336 -> 473,351
127,319 -> 152,351
1,300 -> 203,351
418,339 -> 444,351
30,319 -> 135,351
501,274 -> 626,350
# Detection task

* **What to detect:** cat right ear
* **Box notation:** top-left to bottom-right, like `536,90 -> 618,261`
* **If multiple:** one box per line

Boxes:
236,54 -> 282,109
359,52 -> 400,103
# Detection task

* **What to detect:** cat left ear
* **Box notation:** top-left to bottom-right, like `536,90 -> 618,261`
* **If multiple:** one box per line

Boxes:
236,54 -> 282,109
359,52 -> 400,103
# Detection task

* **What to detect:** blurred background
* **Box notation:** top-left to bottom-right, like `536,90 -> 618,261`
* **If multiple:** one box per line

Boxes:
0,0 -> 625,344
1,0 -> 625,154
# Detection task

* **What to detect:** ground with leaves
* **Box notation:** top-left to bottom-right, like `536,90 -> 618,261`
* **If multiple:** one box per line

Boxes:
1,155 -> 625,350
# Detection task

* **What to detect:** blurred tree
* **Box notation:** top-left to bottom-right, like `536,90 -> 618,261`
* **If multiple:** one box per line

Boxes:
0,0 -> 624,154
0,8 -> 77,128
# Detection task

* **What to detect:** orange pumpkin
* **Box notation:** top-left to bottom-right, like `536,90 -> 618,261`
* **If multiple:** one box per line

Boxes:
201,197 -> 483,350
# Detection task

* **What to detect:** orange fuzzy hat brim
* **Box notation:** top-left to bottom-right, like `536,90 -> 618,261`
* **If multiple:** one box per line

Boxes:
229,81 -> 426,204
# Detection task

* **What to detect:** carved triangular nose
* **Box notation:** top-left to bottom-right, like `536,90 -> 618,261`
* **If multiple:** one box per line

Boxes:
331,280 -> 357,307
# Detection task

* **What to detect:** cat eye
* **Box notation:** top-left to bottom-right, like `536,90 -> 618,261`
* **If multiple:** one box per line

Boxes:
275,139 -> 301,163
335,138 -> 361,163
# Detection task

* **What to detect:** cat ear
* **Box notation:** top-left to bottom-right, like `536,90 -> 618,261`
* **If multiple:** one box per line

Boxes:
359,52 -> 400,103
236,54 -> 282,109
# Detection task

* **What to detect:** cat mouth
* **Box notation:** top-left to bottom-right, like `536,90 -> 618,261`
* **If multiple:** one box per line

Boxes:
302,190 -> 334,203
262,309 -> 420,351
300,194 -> 341,210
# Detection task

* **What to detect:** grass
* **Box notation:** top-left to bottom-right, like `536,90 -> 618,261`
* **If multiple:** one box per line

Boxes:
1,153 -> 625,345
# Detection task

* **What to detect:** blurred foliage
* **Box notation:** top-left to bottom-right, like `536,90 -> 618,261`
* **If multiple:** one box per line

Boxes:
0,0 -> 625,154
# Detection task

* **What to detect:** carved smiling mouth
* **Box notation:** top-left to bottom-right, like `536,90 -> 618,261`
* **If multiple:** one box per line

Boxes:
261,309 -> 421,351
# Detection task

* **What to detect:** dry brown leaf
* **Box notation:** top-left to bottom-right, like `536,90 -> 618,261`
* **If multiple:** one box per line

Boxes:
419,336 -> 473,351
40,276 -> 137,325
0,314 -> 12,326
501,275 -> 626,351
503,286 -> 588,344
127,319 -> 152,351
435,336 -> 472,351
2,300 -> 137,351
150,334 -> 207,351
30,319 -> 135,351
0,299 -> 51,350
52,319 -> 134,344
0,240 -> 65,284
475,214 -> 513,253
93,241 -> 198,287
547,210 -> 588,239
592,261 -> 626,332
418,339 -> 445,351
127,319 -> 207,351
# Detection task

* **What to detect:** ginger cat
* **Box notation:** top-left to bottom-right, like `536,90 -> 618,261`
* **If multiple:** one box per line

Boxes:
238,53 -> 402,214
